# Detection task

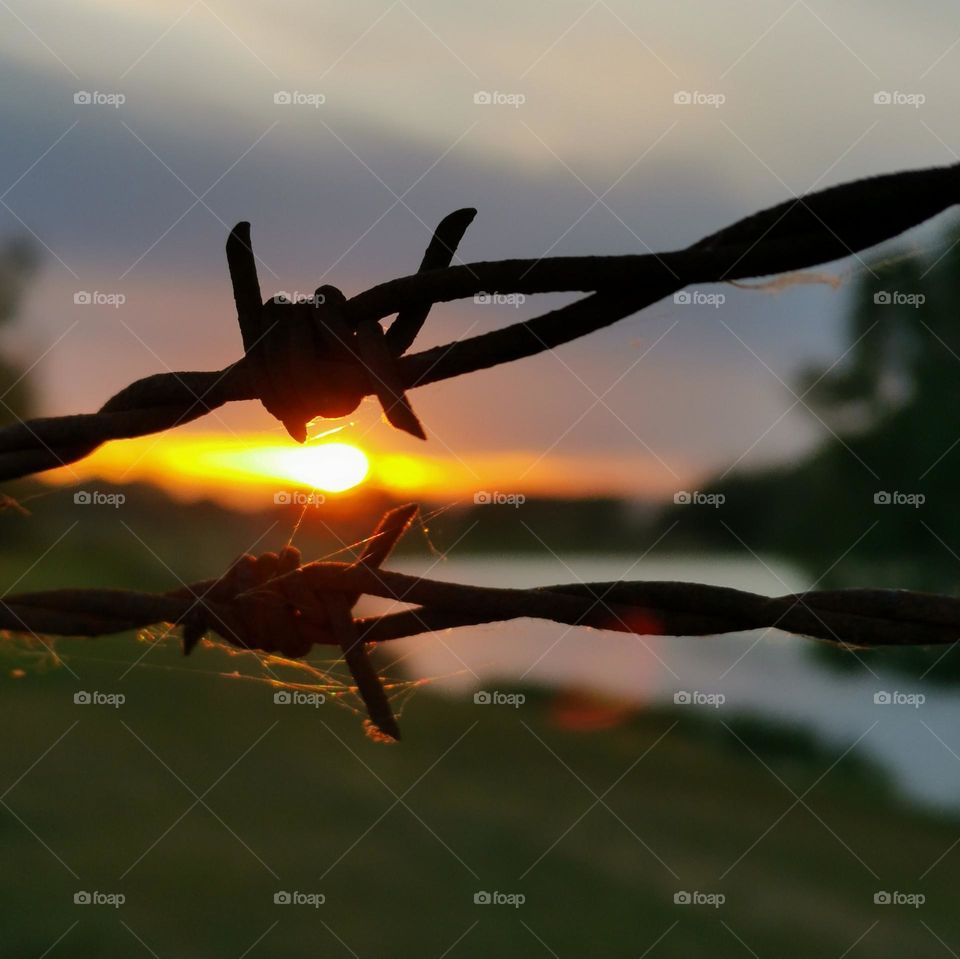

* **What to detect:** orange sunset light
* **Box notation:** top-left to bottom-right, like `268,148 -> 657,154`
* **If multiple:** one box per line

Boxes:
40,432 -> 684,508
200,441 -> 369,494
41,433 -> 461,508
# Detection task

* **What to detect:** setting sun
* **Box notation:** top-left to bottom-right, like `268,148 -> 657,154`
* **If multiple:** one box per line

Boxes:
187,440 -> 371,494
272,442 -> 370,492
39,431 -> 680,508
253,442 -> 370,493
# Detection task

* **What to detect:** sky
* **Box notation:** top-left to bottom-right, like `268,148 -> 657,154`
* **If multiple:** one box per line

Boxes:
3,0 -> 960,503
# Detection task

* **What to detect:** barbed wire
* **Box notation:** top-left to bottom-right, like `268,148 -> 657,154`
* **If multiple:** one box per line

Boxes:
1,161 -> 958,482
4,504 -> 960,740
4,162 -> 960,740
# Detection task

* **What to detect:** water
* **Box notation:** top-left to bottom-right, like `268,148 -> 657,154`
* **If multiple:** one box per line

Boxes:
357,553 -> 960,812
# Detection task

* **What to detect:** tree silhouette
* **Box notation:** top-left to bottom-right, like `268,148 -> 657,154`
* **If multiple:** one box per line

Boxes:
665,219 -> 960,679
0,237 -> 38,426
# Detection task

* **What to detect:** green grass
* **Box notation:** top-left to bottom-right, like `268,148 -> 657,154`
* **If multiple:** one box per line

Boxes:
3,491 -> 960,955
1,634 -> 959,957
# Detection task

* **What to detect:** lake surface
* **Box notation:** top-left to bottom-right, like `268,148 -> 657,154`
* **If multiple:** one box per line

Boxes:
356,553 -> 960,812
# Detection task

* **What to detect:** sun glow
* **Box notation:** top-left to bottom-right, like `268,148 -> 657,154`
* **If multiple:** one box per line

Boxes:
40,431 -> 684,510
199,441 -> 370,493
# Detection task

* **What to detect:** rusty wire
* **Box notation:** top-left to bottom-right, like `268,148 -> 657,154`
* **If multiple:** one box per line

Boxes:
4,162 -> 960,739
1,161 -> 958,482
4,503 -> 960,740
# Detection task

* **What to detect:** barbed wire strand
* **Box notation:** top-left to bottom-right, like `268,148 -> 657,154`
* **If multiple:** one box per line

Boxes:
0,162 -> 957,482
4,163 -> 960,738
4,504 -> 960,739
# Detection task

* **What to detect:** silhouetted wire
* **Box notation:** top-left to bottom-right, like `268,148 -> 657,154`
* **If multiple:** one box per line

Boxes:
4,161 -> 960,737
1,162 -> 956,481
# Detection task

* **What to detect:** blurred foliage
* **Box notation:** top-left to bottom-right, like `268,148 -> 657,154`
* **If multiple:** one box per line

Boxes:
656,218 -> 960,680
0,236 -> 39,425
424,497 -> 656,554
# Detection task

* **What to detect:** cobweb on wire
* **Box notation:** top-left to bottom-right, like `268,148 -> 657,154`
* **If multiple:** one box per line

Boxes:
2,500 -> 468,737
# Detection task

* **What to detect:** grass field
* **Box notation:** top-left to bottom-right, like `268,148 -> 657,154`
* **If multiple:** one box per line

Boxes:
3,489 -> 960,956
2,632 -> 959,957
